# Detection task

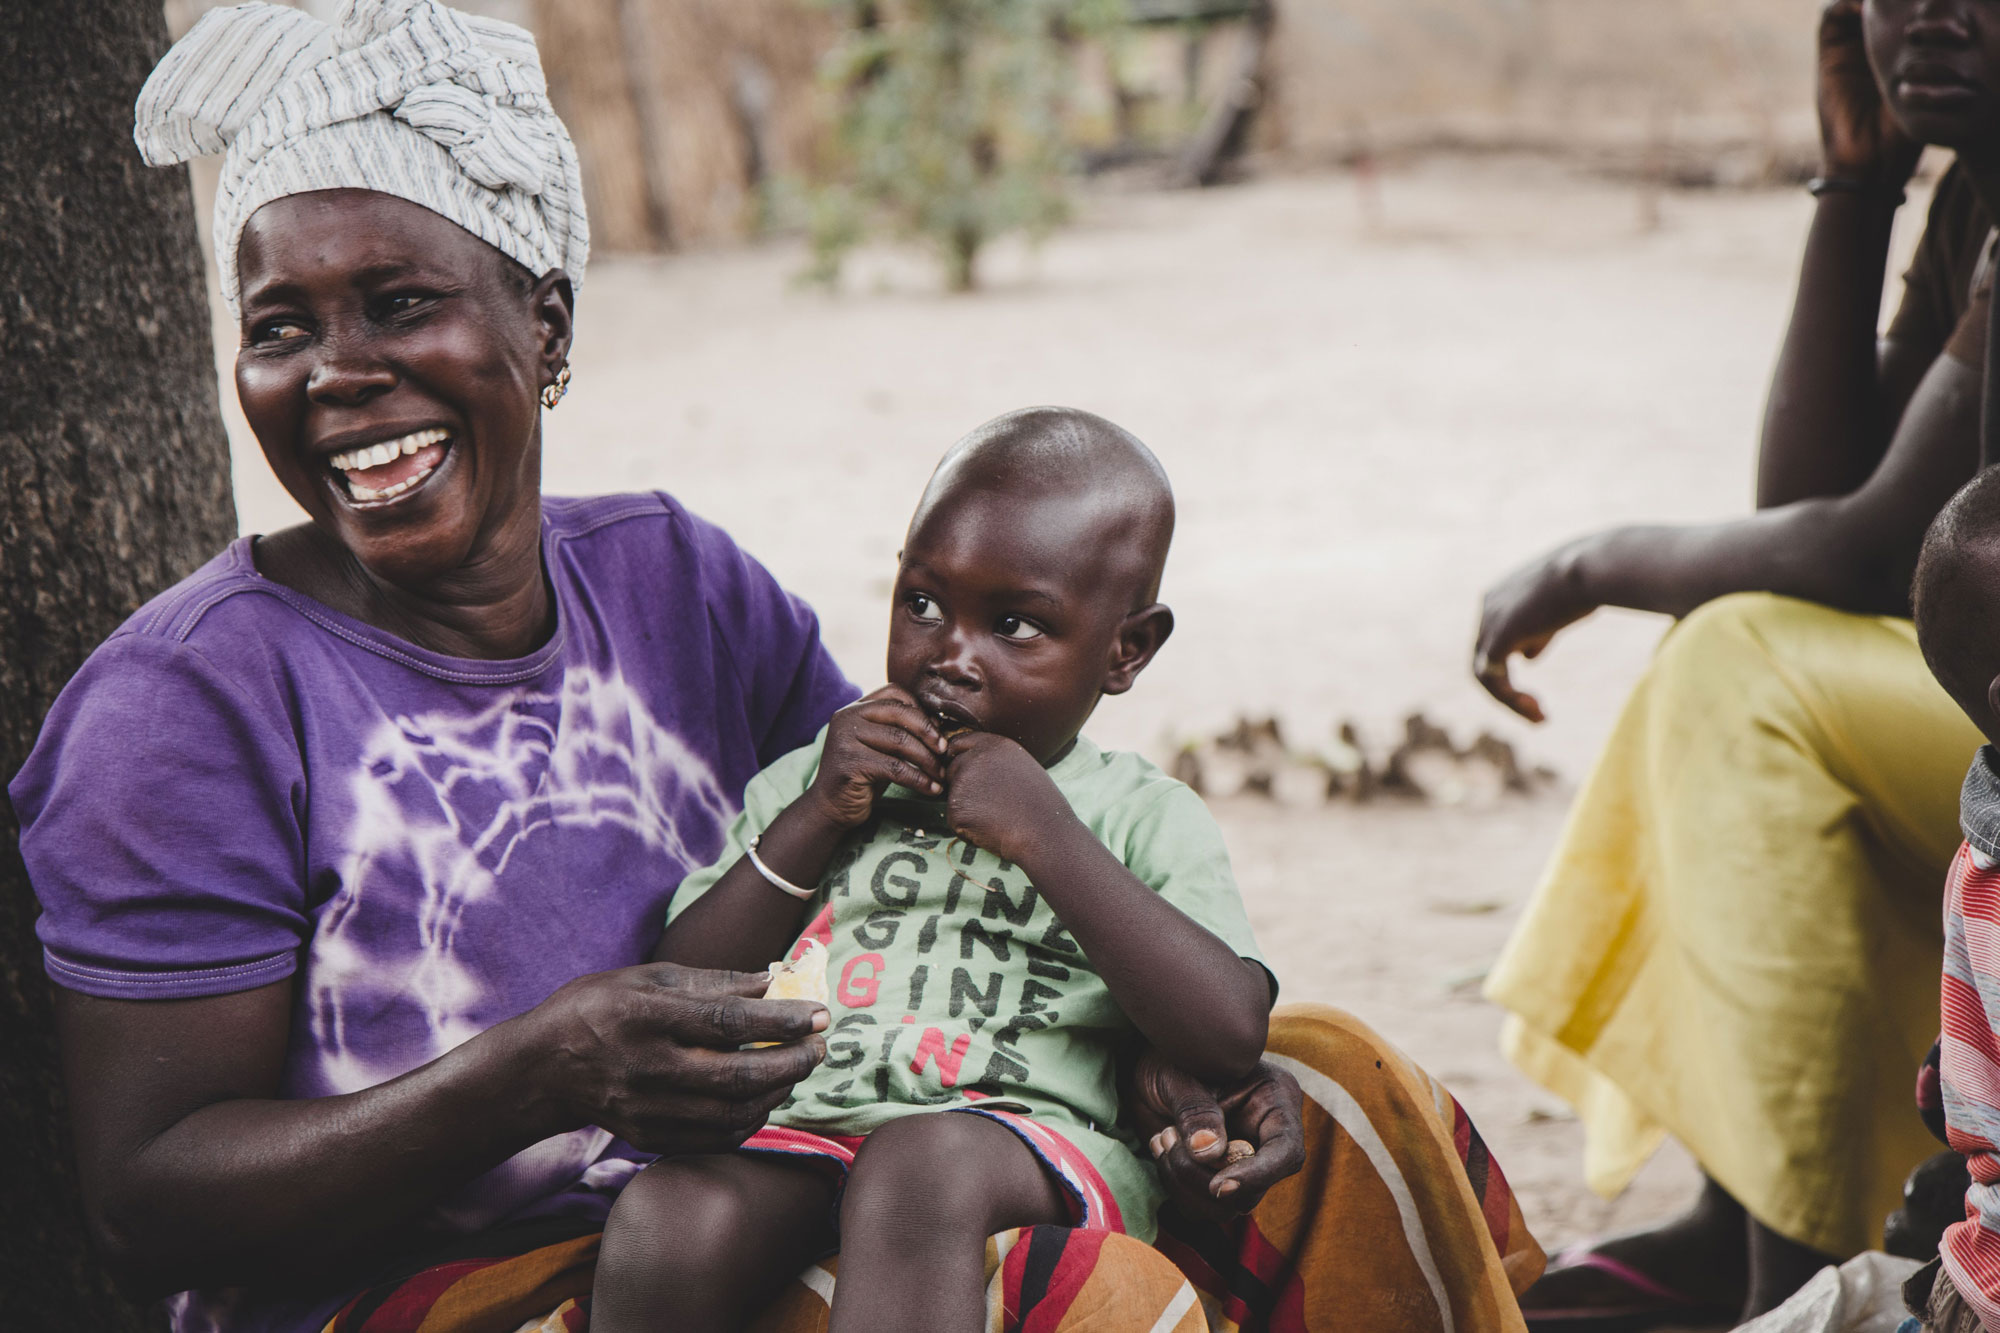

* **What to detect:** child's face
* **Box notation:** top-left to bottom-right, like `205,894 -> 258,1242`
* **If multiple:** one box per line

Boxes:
887,486 -> 1140,767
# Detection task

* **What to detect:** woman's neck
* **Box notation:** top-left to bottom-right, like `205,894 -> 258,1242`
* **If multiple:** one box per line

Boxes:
256,502 -> 555,661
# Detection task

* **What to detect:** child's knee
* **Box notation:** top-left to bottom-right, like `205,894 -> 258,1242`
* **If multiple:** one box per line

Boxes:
841,1114 -> 1046,1239
600,1159 -> 756,1276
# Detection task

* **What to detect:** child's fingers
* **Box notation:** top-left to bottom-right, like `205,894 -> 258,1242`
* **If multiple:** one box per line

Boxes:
844,695 -> 948,754
851,720 -> 946,791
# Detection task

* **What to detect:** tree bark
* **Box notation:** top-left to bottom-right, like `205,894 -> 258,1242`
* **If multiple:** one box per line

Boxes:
0,1 -> 237,1326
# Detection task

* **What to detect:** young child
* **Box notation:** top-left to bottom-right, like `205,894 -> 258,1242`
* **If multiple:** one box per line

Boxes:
589,407 -> 1274,1332
1906,465 -> 2000,1333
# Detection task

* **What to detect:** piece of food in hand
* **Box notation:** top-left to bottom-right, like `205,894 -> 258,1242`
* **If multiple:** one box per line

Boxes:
1225,1139 -> 1257,1165
750,939 -> 830,1048
764,938 -> 830,1004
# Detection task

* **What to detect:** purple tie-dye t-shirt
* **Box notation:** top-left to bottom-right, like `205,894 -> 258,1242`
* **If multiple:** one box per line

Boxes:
12,492 -> 857,1333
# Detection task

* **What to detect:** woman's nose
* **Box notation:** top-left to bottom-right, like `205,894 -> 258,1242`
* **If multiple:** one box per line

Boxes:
305,336 -> 396,405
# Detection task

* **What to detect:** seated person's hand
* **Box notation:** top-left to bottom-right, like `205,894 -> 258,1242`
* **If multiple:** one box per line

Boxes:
1474,544 -> 1597,723
807,686 -> 947,827
940,730 -> 1074,866
1131,1049 -> 1306,1225
1816,0 -> 1922,187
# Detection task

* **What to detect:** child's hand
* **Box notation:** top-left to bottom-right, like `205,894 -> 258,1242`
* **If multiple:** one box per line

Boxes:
805,687 -> 947,829
941,731 -> 1074,866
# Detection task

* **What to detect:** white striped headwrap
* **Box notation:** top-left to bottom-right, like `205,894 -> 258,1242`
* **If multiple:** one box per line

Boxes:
134,0 -> 589,319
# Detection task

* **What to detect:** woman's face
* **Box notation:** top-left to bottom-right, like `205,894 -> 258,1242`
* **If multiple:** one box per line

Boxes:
234,190 -> 572,588
1866,0 -> 2000,154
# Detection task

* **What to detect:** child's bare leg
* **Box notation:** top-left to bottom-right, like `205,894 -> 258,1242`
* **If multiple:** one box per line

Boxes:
828,1113 -> 1070,1333
592,1153 -> 837,1333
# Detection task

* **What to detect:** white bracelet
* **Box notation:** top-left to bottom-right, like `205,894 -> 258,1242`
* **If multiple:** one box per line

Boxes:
747,835 -> 816,900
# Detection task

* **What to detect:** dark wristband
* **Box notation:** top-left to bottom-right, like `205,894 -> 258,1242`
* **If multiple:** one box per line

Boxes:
1808,176 -> 1906,205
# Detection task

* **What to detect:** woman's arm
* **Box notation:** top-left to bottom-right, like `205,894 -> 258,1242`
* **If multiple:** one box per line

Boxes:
59,965 -> 828,1299
1757,0 -> 1927,507
940,733 -> 1269,1085
1476,350 -> 1981,720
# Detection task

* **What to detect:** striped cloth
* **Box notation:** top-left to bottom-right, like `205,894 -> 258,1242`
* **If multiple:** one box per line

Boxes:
319,1005 -> 1543,1333
1940,837 -> 2000,1330
133,0 -> 587,318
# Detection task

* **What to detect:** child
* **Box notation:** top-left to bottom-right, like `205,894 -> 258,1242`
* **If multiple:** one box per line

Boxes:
589,407 -> 1274,1332
1906,465 -> 2000,1333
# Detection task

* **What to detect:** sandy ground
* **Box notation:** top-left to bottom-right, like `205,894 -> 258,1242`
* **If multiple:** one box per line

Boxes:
220,154 -> 1940,1270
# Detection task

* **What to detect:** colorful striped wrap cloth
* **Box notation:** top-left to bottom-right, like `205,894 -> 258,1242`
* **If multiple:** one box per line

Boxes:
323,1005 -> 1544,1333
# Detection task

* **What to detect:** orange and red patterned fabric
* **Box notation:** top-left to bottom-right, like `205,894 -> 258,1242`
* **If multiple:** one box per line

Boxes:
324,1005 -> 1542,1333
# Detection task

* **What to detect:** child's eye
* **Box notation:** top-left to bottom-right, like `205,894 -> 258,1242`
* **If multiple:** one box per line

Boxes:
996,616 -> 1043,641
906,594 -> 942,623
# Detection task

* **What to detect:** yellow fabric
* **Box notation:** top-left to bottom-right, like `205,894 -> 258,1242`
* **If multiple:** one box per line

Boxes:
1486,592 -> 1983,1258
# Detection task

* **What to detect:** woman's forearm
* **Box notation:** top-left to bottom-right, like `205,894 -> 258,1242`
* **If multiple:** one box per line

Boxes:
70,999 -> 561,1297
1757,193 -> 1904,508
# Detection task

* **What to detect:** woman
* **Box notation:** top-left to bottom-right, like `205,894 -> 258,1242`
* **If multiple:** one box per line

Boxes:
16,3 -> 1539,1330
1474,0 -> 2000,1325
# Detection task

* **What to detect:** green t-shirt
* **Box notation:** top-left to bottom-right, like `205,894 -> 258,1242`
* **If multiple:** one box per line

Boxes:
668,729 -> 1268,1241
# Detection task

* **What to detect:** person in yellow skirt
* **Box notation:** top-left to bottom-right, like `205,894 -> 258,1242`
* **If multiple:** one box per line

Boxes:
1473,0 -> 2000,1325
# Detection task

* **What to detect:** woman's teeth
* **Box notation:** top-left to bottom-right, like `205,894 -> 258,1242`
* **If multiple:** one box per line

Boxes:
330,428 -> 450,502
329,428 -> 447,473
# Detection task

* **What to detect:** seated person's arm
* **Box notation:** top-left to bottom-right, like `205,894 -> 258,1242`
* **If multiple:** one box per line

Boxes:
1476,346 -> 1980,720
58,967 -> 823,1299
942,734 -> 1270,1087
1756,0 -> 1931,507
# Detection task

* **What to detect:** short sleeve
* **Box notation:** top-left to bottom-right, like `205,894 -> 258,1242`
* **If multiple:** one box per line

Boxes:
1889,165 -> 1992,364
677,503 -> 859,766
666,729 -> 827,925
11,635 -> 309,999
1116,783 -> 1274,997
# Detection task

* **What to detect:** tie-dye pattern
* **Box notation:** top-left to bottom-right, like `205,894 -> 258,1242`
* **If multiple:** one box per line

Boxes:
13,493 -> 857,1333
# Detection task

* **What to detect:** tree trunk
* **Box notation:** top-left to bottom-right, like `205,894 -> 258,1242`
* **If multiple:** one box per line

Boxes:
0,1 -> 237,1326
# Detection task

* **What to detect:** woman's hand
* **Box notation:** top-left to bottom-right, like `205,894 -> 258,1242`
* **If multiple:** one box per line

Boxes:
1818,0 -> 1921,186
941,730 -> 1074,868
518,961 -> 829,1155
1474,541 -> 1599,723
805,686 -> 947,828
1133,1052 -> 1306,1224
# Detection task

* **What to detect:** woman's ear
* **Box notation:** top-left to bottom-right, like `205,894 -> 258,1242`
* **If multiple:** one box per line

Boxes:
533,268 -> 576,381
1985,672 -> 2000,737
1102,604 -> 1175,697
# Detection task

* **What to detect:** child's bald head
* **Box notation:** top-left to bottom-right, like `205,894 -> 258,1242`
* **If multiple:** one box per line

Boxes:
908,406 -> 1175,611
890,407 -> 1178,764
1915,467 -> 2000,744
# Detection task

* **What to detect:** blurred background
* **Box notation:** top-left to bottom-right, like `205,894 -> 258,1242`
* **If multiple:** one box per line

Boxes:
165,0 -> 1898,1257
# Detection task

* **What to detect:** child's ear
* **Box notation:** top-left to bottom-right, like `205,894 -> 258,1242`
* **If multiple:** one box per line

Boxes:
1101,604 -> 1174,697
1986,673 -> 2000,731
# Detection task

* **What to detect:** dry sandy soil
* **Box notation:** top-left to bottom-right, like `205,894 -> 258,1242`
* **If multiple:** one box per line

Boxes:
220,154 -> 1941,1268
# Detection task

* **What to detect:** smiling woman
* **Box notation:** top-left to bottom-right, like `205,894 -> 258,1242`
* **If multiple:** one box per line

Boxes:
2,3 -> 1549,1332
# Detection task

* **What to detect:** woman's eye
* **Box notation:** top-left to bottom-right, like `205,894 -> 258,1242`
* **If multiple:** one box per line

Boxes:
906,594 -> 942,622
249,319 -> 310,345
381,293 -> 432,317
996,616 -> 1043,641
